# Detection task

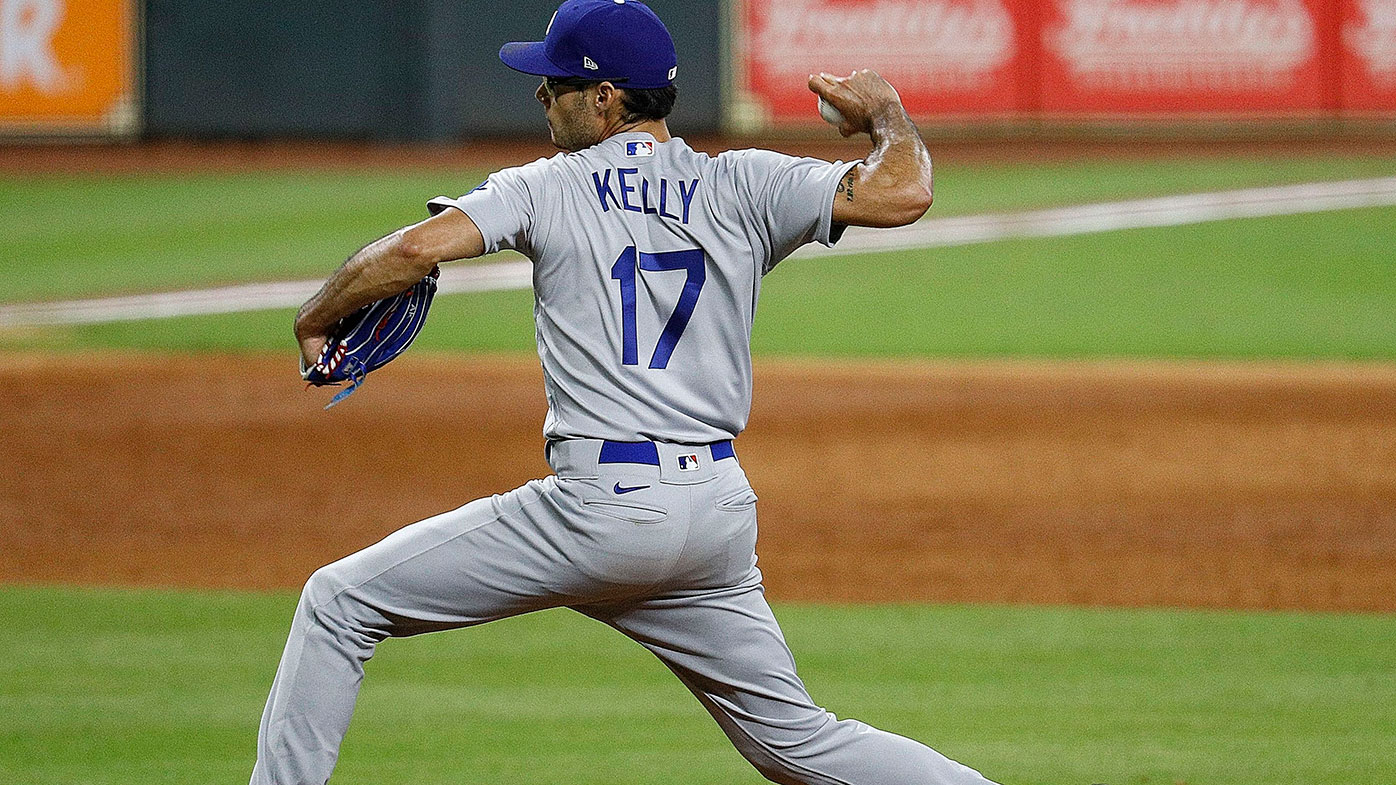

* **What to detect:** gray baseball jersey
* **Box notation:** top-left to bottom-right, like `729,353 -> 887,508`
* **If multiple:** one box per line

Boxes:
426,132 -> 856,443
252,132 -> 998,785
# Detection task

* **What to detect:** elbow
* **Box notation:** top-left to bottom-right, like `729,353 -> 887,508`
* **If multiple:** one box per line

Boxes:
908,182 -> 934,221
887,183 -> 933,227
392,232 -> 439,277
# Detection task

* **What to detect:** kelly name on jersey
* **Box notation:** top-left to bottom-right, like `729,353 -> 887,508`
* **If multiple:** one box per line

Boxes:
591,167 -> 700,225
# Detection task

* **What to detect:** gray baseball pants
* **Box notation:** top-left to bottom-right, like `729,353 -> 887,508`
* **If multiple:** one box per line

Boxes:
250,439 -> 997,785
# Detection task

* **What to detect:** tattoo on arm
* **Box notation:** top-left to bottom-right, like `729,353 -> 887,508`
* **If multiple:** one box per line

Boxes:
836,171 -> 856,202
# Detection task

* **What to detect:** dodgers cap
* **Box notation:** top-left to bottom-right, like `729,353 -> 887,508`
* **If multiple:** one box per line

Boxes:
499,0 -> 678,90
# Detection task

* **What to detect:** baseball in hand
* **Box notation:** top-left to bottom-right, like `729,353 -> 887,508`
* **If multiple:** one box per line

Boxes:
817,96 -> 846,127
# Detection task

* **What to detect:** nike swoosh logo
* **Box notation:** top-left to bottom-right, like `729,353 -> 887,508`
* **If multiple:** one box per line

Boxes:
613,483 -> 650,495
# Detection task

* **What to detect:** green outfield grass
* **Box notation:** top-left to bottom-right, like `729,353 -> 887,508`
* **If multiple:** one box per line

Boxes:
3,153 -> 1395,359
3,152 -> 1395,304
0,171 -> 479,304
2,585 -> 1392,785
8,204 -> 1395,359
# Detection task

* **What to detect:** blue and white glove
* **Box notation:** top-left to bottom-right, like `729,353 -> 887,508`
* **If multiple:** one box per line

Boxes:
301,267 -> 439,408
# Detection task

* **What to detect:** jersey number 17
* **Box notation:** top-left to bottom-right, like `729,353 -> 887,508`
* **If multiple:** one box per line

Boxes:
609,246 -> 705,370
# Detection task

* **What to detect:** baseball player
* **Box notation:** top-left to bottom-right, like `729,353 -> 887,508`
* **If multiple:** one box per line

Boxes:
254,1 -> 997,784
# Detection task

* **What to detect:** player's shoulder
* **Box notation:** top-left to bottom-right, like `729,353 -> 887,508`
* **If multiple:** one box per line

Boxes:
713,146 -> 822,177
710,147 -> 821,195
487,152 -> 569,187
713,146 -> 795,165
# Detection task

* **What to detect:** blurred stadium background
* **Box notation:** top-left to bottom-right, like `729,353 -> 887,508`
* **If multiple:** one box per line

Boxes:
2,1 -> 1395,784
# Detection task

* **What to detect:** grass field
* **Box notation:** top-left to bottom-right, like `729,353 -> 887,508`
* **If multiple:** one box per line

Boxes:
5,152 -> 1395,302
14,205 -> 1390,359
3,585 -> 1393,785
4,150 -> 1395,785
3,152 -> 1394,359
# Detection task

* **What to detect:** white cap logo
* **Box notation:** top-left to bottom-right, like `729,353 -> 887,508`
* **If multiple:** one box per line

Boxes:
667,66 -> 677,80
583,56 -> 599,70
545,10 -> 557,35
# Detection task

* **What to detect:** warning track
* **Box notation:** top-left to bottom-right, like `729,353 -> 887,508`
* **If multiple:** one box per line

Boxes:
3,176 -> 1395,327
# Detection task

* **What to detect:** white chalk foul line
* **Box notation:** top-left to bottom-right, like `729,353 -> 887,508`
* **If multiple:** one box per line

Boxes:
4,176 -> 1395,327
0,259 -> 535,327
795,175 -> 1396,258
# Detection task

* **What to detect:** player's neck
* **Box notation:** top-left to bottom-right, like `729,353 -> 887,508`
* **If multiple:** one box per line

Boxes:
601,118 -> 671,144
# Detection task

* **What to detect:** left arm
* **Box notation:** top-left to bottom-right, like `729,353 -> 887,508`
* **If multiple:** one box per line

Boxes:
295,208 -> 485,366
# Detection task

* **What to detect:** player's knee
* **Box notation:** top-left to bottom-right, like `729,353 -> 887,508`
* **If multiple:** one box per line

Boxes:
746,746 -> 820,785
736,713 -> 840,785
747,754 -> 804,785
300,563 -> 354,617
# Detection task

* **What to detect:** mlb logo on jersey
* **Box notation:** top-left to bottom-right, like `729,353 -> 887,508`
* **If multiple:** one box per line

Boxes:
626,141 -> 655,157
677,453 -> 700,471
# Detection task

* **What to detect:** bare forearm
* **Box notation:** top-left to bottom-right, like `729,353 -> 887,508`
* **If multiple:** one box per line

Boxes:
859,106 -> 933,216
294,208 -> 486,345
294,230 -> 433,339
812,70 -> 934,228
830,106 -> 933,228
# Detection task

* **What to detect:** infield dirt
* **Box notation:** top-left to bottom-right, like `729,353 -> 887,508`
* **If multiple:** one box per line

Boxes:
2,352 -> 1393,613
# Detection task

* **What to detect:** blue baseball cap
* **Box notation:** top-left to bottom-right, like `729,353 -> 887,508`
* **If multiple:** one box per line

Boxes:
499,0 -> 678,90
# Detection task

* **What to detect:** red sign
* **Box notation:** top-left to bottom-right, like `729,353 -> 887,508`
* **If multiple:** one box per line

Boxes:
1038,0 -> 1335,113
730,0 -> 1388,126
735,0 -> 1031,124
1341,0 -> 1396,111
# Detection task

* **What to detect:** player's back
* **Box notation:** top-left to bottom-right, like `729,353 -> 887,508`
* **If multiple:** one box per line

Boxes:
429,132 -> 855,444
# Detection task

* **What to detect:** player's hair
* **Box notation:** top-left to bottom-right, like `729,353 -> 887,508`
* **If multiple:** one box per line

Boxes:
619,85 -> 678,123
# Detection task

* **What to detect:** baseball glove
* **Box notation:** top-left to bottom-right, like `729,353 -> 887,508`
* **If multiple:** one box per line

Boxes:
301,266 -> 440,408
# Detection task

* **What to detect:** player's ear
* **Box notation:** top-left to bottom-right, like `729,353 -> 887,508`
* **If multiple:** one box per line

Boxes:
595,81 -> 620,114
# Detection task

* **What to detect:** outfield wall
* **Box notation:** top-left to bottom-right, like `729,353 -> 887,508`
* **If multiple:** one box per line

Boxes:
0,0 -> 725,140
141,0 -> 723,140
1,0 -> 1393,139
731,0 -> 1396,131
